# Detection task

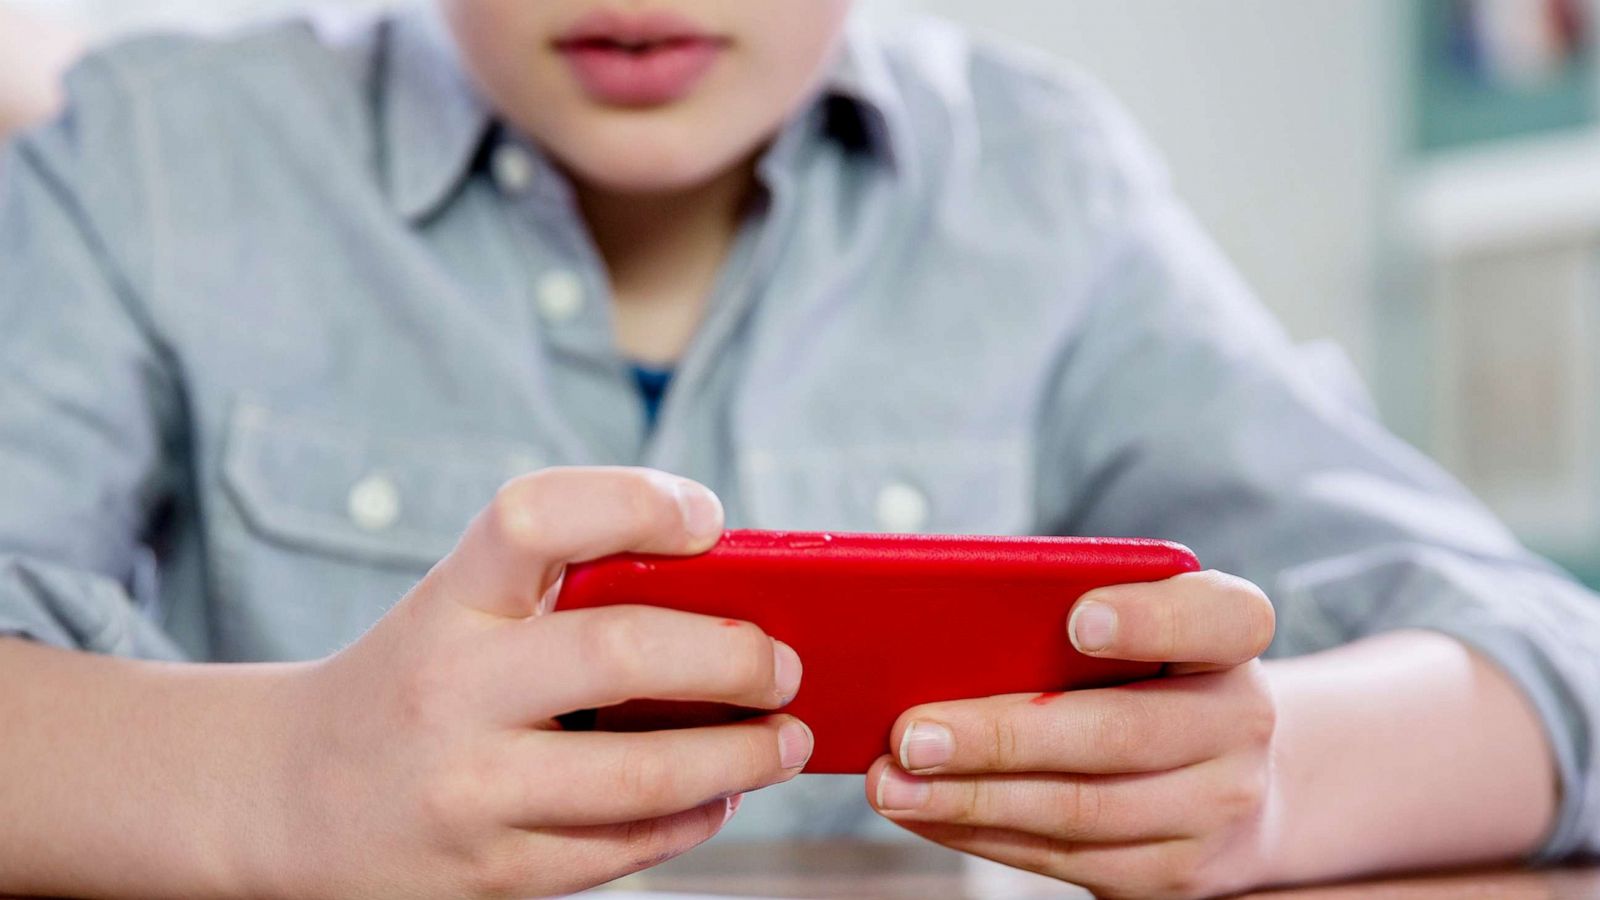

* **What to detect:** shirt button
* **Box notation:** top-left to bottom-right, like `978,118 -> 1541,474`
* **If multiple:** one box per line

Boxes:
536,270 -> 586,324
348,475 -> 402,532
492,144 -> 536,194
876,482 -> 930,533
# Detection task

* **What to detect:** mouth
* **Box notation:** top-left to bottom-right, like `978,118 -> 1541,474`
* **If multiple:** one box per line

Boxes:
554,10 -> 730,108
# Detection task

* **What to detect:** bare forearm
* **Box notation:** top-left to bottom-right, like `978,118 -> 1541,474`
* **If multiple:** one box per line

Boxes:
1265,630 -> 1558,885
0,638 -> 308,899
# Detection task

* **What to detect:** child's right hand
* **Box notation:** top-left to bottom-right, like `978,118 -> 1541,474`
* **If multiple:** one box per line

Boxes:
255,467 -> 810,898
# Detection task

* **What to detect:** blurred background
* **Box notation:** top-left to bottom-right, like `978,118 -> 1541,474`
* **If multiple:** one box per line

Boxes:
4,0 -> 1598,585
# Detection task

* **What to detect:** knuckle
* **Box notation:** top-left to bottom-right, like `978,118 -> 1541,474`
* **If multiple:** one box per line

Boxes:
1060,779 -> 1104,839
1152,843 -> 1213,900
1216,767 -> 1270,824
397,655 -> 463,730
619,473 -> 677,536
952,779 -> 989,823
460,843 -> 532,900
616,743 -> 678,810
722,629 -> 773,694
1223,574 -> 1276,655
621,813 -> 666,849
1244,677 -> 1279,746
485,477 -> 548,551
1096,698 -> 1151,766
1251,604 -> 1278,655
580,607 -> 652,685
987,713 -> 1025,770
736,721 -> 779,781
1157,594 -> 1184,660
1035,834 -> 1088,882
418,765 -> 481,837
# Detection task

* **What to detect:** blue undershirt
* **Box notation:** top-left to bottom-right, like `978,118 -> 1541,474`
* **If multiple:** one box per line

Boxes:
630,363 -> 675,430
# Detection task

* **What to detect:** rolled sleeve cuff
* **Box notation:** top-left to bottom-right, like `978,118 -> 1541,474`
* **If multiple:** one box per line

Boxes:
0,554 -> 183,660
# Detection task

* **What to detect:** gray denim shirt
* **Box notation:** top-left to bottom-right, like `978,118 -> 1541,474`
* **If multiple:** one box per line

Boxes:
3,3 -> 1598,854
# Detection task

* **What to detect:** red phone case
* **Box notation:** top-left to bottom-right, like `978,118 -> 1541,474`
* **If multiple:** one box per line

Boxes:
555,530 -> 1200,774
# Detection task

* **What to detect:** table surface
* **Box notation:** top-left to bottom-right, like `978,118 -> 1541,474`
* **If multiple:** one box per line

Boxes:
618,840 -> 1600,899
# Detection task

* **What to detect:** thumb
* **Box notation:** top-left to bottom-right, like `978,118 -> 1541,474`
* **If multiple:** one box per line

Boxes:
1067,570 -> 1275,675
426,467 -> 724,619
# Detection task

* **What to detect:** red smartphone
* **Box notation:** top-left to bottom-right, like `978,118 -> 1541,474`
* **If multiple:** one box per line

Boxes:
554,530 -> 1200,774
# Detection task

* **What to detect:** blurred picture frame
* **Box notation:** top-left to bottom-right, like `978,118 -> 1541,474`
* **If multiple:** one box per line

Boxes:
1413,0 -> 1598,152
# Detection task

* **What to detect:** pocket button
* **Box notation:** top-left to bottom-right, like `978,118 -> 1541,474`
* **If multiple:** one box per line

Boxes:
348,474 -> 403,533
876,482 -> 930,533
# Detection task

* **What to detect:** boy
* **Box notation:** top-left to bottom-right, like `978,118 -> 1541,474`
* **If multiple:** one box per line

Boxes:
0,1 -> 1595,897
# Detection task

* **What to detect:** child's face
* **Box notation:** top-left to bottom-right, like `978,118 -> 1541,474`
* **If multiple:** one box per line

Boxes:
440,1 -> 854,194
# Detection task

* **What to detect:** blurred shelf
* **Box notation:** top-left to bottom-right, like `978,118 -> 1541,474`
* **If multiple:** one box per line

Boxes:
1401,129 -> 1600,257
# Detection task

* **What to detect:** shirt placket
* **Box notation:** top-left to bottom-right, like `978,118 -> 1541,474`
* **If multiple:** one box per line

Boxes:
487,135 -> 650,464
483,110 -> 820,475
641,109 -> 818,476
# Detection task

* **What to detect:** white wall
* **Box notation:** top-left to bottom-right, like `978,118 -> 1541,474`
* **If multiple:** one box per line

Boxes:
909,0 -> 1399,372
8,0 -> 386,35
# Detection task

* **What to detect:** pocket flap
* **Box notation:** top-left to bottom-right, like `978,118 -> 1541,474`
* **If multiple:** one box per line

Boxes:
221,401 -> 545,569
739,439 -> 1035,535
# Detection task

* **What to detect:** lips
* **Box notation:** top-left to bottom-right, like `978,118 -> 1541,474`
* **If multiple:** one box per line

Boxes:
554,10 -> 729,107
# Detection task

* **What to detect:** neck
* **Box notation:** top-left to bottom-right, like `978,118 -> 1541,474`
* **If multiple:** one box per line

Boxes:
573,160 -> 760,365
575,161 -> 757,293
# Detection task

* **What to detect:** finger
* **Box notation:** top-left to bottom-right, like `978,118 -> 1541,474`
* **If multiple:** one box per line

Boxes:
432,467 -> 725,618
526,797 -> 736,896
866,757 -> 1225,843
497,717 -> 813,827
890,673 -> 1270,775
1068,570 -> 1274,671
486,606 -> 803,722
891,820 -> 1207,900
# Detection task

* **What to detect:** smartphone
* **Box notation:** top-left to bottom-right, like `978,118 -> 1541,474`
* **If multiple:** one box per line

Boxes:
554,530 -> 1200,774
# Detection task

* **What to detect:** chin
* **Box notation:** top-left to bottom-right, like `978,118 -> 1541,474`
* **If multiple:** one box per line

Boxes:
544,117 -> 764,195
566,156 -> 720,194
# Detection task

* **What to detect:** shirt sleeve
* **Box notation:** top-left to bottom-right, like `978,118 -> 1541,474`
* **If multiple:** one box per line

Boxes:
0,58 -> 185,661
1039,186 -> 1600,862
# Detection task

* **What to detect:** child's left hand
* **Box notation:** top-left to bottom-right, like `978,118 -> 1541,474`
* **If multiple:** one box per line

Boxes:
867,570 -> 1280,900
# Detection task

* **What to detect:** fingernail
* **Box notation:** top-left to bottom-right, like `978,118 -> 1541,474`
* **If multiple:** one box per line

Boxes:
779,720 -> 814,770
773,640 -> 803,705
722,793 -> 743,825
899,722 -> 953,772
1070,600 -> 1117,653
536,571 -> 565,617
674,480 -> 725,543
876,768 -> 930,811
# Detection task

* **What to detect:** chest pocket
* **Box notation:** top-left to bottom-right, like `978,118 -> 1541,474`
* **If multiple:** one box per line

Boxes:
221,401 -> 546,571
738,439 -> 1036,536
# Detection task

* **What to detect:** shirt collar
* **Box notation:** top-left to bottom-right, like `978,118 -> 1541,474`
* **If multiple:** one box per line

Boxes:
825,16 -> 909,170
381,5 -> 492,222
379,6 -> 907,222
